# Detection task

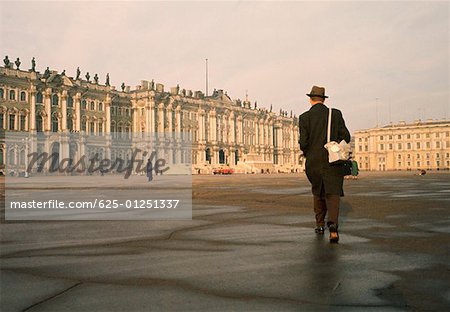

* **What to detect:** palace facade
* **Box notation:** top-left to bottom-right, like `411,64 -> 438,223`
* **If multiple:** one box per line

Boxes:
354,120 -> 450,171
0,59 -> 302,174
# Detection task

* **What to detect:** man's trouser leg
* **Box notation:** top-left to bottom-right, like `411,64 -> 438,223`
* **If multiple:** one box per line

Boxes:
325,194 -> 340,226
313,195 -> 327,227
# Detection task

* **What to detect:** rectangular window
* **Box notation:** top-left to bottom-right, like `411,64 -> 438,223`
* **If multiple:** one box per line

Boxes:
416,142 -> 420,149
389,135 -> 393,140
380,144 -> 384,151
359,145 -> 362,152
416,133 -> 420,139
426,142 -> 431,148
426,133 -> 430,138
435,133 -> 440,138
407,143 -> 411,149
398,135 -> 402,140
436,142 -> 440,148
407,134 -> 411,139
389,143 -> 393,150
0,114 -> 3,129
397,143 -> 402,150
380,135 -> 384,140
364,145 -> 368,152
90,122 -> 94,134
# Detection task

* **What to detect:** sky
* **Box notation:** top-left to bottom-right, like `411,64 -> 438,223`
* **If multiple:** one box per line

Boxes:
1,0 -> 449,133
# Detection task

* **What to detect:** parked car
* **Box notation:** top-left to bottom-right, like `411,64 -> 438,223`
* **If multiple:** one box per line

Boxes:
213,167 -> 234,175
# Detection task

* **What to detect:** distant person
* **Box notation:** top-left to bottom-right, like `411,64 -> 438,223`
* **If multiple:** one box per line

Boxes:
351,159 -> 359,179
146,159 -> 153,182
299,86 -> 351,243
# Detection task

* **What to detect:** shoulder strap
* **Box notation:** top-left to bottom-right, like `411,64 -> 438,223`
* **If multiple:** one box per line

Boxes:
327,107 -> 332,143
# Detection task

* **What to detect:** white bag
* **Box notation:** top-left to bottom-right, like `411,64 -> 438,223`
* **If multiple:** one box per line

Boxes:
324,107 -> 351,163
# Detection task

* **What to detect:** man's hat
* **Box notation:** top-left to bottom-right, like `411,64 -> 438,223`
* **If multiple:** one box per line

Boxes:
306,85 -> 328,98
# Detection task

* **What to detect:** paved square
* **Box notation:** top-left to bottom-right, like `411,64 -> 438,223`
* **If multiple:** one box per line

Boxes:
1,172 -> 449,311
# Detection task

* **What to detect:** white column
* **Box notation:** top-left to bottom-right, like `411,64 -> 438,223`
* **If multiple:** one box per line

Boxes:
145,99 -> 151,133
61,91 -> 67,131
44,88 -> 51,131
229,112 -> 235,144
167,105 -> 173,132
75,93 -> 81,131
30,86 -> 36,130
176,106 -> 181,133
150,101 -> 156,132
158,104 -> 164,132
105,96 -> 111,134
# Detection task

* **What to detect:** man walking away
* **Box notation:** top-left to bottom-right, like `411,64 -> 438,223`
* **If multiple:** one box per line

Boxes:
299,86 -> 351,243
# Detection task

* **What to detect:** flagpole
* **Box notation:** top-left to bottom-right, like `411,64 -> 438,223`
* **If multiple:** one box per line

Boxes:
205,58 -> 208,97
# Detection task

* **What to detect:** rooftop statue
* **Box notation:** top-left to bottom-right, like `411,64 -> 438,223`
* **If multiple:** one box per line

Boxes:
31,57 -> 36,72
121,82 -> 125,92
85,72 -> 90,81
3,56 -> 11,68
150,79 -> 155,90
61,69 -> 66,76
15,57 -> 21,69
76,67 -> 81,80
94,74 -> 99,84
106,73 -> 110,86
43,67 -> 51,79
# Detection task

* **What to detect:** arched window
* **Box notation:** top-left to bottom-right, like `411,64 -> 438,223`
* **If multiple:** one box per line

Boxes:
52,113 -> 58,132
20,91 -> 26,102
90,101 -> 95,111
98,102 -> 103,111
52,94 -> 59,106
0,114 -> 3,129
81,100 -> 87,110
205,148 -> 211,164
9,114 -> 15,130
36,92 -> 43,104
67,116 -> 73,131
20,115 -> 26,130
36,115 -> 43,132
9,149 -> 15,165
20,150 -> 25,165
67,96 -> 73,108
9,90 -> 16,101
81,118 -> 86,131
0,88 -> 4,99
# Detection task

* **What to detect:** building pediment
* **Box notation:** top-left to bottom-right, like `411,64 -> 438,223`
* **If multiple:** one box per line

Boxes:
46,74 -> 74,87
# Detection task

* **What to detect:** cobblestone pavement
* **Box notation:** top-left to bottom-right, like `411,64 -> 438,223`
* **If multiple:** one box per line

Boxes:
1,172 -> 449,311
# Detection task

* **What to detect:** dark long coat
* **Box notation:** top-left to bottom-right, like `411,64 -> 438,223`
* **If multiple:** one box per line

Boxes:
299,103 -> 351,196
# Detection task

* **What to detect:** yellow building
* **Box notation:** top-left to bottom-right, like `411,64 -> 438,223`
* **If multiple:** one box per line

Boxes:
354,120 -> 450,171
